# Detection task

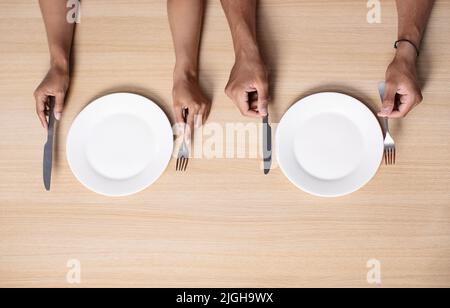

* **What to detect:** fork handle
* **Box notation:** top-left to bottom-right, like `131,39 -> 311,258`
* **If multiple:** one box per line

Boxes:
181,108 -> 190,145
383,117 -> 389,134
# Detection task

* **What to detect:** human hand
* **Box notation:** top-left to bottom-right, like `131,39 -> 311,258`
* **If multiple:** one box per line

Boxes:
225,53 -> 269,118
379,44 -> 423,118
172,72 -> 211,139
34,65 -> 70,129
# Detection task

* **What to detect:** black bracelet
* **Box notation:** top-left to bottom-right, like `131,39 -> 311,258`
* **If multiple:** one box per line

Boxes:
394,39 -> 420,57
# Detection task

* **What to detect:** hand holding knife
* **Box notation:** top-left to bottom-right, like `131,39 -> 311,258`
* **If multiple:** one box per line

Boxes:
43,97 -> 56,191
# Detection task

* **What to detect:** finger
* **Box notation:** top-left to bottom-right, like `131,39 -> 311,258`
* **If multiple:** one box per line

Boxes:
199,104 -> 210,125
35,92 -> 48,130
249,100 -> 258,111
54,92 -> 65,120
174,104 -> 184,124
388,84 -> 422,118
398,85 -> 423,107
226,85 -> 249,116
379,82 -> 397,117
248,92 -> 259,110
234,89 -> 261,118
241,94 -> 261,118
191,105 -> 202,129
194,113 -> 203,130
389,106 -> 414,118
241,107 -> 261,118
186,108 -> 196,141
173,106 -> 182,140
237,99 -> 261,118
255,80 -> 270,116
389,99 -> 417,119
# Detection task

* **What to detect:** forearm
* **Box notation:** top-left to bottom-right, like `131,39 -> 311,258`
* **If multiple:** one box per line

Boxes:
380,0 -> 434,118
220,0 -> 260,60
168,0 -> 205,80
396,0 -> 434,59
39,0 -> 75,71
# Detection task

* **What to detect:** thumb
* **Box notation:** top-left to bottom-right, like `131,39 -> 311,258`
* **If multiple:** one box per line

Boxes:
255,80 -> 269,117
380,82 -> 396,117
54,92 -> 65,121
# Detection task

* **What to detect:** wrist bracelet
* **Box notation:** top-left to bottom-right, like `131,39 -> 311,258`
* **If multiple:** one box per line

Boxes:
394,39 -> 420,57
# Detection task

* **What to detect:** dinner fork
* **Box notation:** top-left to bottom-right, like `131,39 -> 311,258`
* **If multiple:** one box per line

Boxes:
176,108 -> 189,171
378,82 -> 396,165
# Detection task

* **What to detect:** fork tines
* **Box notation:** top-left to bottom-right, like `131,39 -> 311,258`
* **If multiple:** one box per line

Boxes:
384,147 -> 396,165
176,156 -> 189,172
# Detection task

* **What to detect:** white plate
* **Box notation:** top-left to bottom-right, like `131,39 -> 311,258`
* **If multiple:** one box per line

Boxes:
67,93 -> 173,197
276,92 -> 383,197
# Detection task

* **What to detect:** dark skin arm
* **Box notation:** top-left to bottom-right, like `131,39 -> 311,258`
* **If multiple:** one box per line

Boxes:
221,0 -> 269,118
34,0 -> 76,129
380,0 -> 435,118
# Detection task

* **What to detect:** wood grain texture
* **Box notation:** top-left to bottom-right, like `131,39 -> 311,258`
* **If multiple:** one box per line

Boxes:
0,0 -> 449,288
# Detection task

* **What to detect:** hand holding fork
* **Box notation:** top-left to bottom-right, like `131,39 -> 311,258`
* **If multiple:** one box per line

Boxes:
378,82 -> 396,165
176,108 -> 190,172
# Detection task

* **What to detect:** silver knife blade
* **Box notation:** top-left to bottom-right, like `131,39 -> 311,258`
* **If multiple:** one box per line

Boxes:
43,97 -> 56,191
263,115 -> 272,175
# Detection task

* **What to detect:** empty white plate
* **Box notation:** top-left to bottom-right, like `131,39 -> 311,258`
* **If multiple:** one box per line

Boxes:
277,92 -> 383,197
67,93 -> 173,197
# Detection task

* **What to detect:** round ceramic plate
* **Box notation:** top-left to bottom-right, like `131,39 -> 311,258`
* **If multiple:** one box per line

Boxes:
276,92 -> 384,197
66,93 -> 173,197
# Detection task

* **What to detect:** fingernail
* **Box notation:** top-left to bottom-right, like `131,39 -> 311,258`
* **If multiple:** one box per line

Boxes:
380,108 -> 389,115
55,112 -> 62,120
260,108 -> 268,116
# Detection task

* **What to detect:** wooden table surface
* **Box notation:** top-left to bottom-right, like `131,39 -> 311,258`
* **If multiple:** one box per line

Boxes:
1,0 -> 449,288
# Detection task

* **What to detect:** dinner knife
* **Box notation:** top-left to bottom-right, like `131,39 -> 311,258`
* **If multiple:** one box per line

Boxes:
43,97 -> 56,191
262,115 -> 272,175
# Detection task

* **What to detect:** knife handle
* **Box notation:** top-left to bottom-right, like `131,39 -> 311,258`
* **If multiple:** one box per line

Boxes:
47,97 -> 56,130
